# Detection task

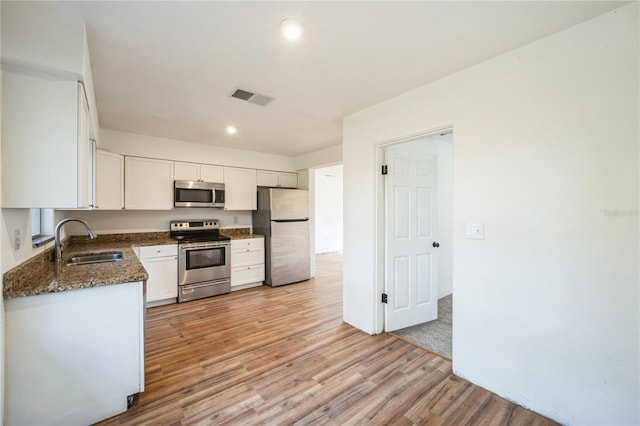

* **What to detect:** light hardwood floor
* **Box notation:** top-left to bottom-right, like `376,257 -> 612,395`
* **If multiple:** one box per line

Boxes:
98,252 -> 557,425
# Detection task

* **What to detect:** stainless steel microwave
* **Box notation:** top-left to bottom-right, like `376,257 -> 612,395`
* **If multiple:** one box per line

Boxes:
174,181 -> 225,208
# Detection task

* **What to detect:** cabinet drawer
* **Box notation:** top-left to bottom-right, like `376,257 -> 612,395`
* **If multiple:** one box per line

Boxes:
230,238 -> 264,250
139,244 -> 177,259
231,264 -> 265,287
232,248 -> 264,267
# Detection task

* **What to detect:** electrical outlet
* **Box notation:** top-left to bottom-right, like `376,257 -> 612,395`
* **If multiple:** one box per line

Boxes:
15,229 -> 21,250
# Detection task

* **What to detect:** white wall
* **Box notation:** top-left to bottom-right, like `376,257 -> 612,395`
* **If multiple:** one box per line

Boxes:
1,209 -> 65,273
343,4 -> 638,426
314,165 -> 343,254
101,129 -> 296,172
59,209 -> 252,236
294,144 -> 342,170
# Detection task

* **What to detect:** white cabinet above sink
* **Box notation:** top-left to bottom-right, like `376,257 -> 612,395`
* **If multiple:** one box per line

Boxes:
1,71 -> 93,208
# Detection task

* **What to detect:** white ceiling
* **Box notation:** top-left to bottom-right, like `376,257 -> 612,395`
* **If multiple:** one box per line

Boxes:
55,1 -> 626,157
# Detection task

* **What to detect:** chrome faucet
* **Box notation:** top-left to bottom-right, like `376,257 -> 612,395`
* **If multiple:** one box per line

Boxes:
53,218 -> 97,262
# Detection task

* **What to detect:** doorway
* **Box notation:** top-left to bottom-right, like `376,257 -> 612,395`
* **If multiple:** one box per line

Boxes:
381,131 -> 453,358
314,165 -> 343,255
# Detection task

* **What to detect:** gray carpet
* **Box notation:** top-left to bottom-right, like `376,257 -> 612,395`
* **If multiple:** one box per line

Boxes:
393,294 -> 452,359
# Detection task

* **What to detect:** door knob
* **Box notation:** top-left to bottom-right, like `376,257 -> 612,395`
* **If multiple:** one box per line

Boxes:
432,242 -> 440,248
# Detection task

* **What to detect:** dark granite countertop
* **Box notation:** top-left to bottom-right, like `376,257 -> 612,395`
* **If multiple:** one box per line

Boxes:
220,227 -> 264,240
225,233 -> 265,240
3,232 -> 177,300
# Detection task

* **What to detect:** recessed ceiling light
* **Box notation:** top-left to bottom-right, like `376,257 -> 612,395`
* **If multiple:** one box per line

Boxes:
280,18 -> 303,40
226,126 -> 237,135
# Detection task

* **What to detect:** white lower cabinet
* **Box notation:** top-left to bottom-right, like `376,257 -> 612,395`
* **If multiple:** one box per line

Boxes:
138,244 -> 178,306
5,282 -> 145,426
231,238 -> 265,290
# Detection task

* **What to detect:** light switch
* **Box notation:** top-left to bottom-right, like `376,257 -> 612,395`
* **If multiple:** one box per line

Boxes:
465,222 -> 484,240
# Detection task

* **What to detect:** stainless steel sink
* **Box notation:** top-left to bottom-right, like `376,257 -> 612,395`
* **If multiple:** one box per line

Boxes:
66,251 -> 124,266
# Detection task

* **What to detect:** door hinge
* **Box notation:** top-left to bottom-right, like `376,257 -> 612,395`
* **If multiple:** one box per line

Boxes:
381,293 -> 388,304
381,165 -> 388,175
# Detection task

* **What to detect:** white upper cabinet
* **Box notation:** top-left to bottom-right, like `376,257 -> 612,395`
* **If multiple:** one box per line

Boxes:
256,171 -> 278,187
173,162 -> 199,181
94,150 -> 124,210
224,167 -> 257,210
200,164 -> 225,183
278,172 -> 298,188
1,2 -> 103,209
257,170 -> 298,188
125,157 -> 174,210
1,72 -> 92,208
174,161 -> 224,183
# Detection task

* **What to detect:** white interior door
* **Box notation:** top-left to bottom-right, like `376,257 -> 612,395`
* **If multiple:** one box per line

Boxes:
384,144 -> 438,331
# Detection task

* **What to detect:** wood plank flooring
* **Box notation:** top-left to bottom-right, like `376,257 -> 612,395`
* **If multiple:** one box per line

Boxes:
97,252 -> 557,425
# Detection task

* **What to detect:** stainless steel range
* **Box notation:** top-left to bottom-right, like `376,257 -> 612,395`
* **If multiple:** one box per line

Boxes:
170,219 -> 231,303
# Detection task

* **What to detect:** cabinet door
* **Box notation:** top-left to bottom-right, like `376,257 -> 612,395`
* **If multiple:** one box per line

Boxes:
200,165 -> 224,183
257,170 -> 278,187
231,238 -> 264,253
232,248 -> 265,268
95,150 -> 124,210
174,161 -> 200,181
76,88 -> 92,208
2,72 -> 80,208
231,264 -> 265,287
143,256 -> 178,302
4,282 -> 144,426
278,172 -> 298,188
124,157 -> 174,210
224,167 -> 257,210
139,244 -> 177,259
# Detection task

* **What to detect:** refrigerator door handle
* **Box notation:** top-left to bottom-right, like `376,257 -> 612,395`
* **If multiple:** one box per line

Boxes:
272,218 -> 309,223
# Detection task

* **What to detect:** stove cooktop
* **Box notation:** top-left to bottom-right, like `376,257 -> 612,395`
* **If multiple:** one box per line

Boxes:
171,234 -> 230,243
169,219 -> 230,243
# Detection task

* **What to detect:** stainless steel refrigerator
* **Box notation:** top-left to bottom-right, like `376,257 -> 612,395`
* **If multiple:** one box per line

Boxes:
252,188 -> 311,286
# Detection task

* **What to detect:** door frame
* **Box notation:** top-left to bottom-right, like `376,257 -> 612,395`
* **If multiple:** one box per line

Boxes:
373,125 -> 453,334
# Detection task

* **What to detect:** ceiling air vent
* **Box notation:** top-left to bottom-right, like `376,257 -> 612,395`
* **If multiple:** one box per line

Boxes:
231,88 -> 275,107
